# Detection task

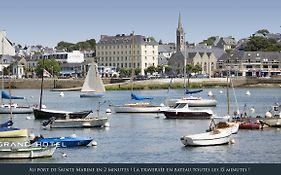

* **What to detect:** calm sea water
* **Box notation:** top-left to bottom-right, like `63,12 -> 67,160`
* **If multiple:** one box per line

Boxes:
0,87 -> 281,163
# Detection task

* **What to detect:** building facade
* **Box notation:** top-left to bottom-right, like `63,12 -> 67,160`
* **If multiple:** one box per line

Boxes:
96,33 -> 158,75
217,51 -> 281,77
168,15 -> 223,76
41,50 -> 84,63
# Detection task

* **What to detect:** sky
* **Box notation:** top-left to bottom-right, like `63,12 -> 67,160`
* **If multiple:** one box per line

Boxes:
1,0 -> 281,47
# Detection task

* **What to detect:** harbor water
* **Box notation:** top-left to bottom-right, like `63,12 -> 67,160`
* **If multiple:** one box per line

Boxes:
0,87 -> 280,163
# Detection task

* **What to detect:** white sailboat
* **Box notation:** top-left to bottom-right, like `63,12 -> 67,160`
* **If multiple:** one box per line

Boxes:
80,62 -> 105,98
180,71 -> 239,147
180,129 -> 232,146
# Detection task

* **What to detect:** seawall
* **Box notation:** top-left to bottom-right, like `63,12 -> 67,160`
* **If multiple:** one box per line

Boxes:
3,77 -> 281,90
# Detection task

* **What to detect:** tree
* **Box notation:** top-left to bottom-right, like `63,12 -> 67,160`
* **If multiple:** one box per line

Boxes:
3,66 -> 12,75
144,66 -> 156,75
201,36 -> 217,46
192,64 -> 202,74
164,65 -> 172,74
148,37 -> 156,42
55,39 -> 96,51
156,65 -> 164,74
244,36 -> 281,51
256,29 -> 269,35
35,58 -> 61,77
135,67 -> 141,75
119,68 -> 131,78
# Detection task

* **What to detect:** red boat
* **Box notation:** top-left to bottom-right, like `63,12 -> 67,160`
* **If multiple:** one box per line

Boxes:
238,118 -> 262,130
239,123 -> 261,129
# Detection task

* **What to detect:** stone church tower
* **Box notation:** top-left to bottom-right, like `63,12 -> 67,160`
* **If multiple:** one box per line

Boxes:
176,13 -> 185,52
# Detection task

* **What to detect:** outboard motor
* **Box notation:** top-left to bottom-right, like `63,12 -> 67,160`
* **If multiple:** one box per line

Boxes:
42,117 -> 56,127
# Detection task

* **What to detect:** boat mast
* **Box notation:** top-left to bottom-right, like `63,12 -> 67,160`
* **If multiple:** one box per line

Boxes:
130,32 -> 135,93
183,33 -> 187,93
1,34 -> 4,105
8,75 -> 12,120
39,58 -> 45,110
227,63 -> 230,115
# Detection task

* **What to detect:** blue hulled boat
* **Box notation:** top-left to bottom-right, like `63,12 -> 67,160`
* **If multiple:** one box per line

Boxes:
34,136 -> 94,148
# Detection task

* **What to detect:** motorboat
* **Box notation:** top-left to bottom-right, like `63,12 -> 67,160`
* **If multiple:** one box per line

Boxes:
260,103 -> 281,127
0,103 -> 33,114
165,96 -> 217,107
32,135 -> 94,148
42,113 -> 109,128
163,100 -> 213,119
0,146 -> 56,159
238,118 -> 262,130
113,102 -> 168,113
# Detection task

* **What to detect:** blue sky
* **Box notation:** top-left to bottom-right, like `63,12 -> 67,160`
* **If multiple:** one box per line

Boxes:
1,0 -> 281,47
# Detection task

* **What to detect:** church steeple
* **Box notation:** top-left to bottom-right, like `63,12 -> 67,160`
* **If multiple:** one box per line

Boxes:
176,13 -> 185,52
178,12 -> 182,29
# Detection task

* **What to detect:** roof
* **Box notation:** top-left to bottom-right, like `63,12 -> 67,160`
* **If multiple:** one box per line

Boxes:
98,34 -> 158,45
219,51 -> 281,61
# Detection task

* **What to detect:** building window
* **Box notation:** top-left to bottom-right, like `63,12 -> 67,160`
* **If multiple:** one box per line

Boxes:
272,65 -> 279,68
246,65 -> 252,68
145,63 -> 147,67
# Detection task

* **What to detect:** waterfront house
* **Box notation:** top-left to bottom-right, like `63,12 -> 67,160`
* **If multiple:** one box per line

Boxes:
217,51 -> 281,77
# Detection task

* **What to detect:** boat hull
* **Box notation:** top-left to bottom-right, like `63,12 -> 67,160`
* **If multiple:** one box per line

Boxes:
0,146 -> 56,159
0,128 -> 28,138
180,130 -> 232,146
0,106 -> 33,114
33,108 -> 92,120
239,123 -> 261,129
36,137 -> 93,147
164,111 -> 212,119
80,92 -> 104,98
113,105 -> 167,113
50,118 -> 108,128
261,118 -> 281,127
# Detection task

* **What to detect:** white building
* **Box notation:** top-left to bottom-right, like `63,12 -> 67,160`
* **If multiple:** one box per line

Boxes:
0,31 -> 16,56
96,33 -> 158,75
42,50 -> 84,63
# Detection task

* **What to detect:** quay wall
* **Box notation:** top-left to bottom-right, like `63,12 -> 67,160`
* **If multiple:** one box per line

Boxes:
3,77 -> 281,89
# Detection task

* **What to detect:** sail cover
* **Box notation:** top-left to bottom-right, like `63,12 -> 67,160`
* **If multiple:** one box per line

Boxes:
81,62 -> 105,93
185,89 -> 203,94
131,92 -> 153,100
2,91 -> 25,99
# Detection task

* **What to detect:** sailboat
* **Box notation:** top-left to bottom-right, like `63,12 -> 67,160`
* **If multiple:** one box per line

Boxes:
0,37 -> 33,114
33,59 -> 92,120
112,32 -> 167,113
80,62 -> 105,98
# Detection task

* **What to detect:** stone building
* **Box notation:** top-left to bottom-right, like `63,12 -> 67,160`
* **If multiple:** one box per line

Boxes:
168,14 -> 224,76
217,51 -> 281,77
96,33 -> 158,75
